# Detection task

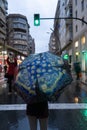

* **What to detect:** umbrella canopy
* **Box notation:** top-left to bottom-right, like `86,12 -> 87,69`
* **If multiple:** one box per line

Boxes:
15,52 -> 73,103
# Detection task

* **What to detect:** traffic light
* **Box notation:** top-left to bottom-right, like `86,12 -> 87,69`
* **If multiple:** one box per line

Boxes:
63,54 -> 69,60
34,14 -> 40,26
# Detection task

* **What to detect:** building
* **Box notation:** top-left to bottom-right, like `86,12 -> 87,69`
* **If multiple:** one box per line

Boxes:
72,0 -> 87,71
28,34 -> 35,54
0,0 -> 8,65
53,0 -> 87,71
49,32 -> 58,54
48,2 -> 60,55
53,0 -> 61,55
0,0 -> 8,40
54,0 -> 73,63
6,14 -> 30,55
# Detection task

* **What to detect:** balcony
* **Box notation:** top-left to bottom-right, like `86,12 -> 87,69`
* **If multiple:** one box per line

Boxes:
65,2 -> 72,26
65,0 -> 72,8
65,12 -> 72,25
0,27 -> 6,35
66,32 -> 73,44
4,1 -> 8,10
13,40 -> 27,46
0,12 -> 6,23
13,33 -> 27,41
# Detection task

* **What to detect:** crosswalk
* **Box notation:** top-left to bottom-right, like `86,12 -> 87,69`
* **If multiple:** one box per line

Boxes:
0,103 -> 87,111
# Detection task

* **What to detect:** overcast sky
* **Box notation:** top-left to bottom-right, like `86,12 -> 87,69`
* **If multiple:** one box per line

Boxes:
7,0 -> 58,53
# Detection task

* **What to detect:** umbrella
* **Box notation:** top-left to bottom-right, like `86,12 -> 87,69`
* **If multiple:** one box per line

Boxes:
15,52 -> 73,103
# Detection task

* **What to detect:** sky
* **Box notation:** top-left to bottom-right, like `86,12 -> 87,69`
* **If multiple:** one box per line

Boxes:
7,0 -> 58,53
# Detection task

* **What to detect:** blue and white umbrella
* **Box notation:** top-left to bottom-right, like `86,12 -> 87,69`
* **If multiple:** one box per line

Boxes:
15,52 -> 73,103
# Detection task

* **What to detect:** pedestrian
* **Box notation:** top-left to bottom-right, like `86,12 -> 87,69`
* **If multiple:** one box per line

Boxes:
26,79 -> 49,130
6,52 -> 17,94
73,62 -> 81,80
62,59 -> 71,75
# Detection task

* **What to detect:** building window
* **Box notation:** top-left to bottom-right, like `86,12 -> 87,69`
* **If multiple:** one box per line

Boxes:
75,41 -> 79,48
69,6 -> 72,17
75,0 -> 77,5
75,25 -> 78,32
81,36 -> 86,44
81,0 -> 84,11
75,10 -> 77,18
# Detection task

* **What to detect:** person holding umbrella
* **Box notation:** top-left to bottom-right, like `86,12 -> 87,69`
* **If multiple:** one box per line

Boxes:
26,79 -> 49,130
15,52 -> 73,130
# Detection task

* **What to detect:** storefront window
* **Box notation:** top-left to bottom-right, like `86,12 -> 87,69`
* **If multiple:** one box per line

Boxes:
75,41 -> 78,47
81,36 -> 85,44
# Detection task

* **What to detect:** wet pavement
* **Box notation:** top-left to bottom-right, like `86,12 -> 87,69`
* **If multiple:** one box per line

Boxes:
1,108 -> 87,130
0,73 -> 87,130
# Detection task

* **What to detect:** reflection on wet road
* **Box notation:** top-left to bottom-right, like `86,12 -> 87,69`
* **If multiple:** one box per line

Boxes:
0,81 -> 87,130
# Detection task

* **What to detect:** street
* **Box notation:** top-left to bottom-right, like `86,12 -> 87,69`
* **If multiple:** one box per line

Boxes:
0,76 -> 87,130
0,0 -> 87,129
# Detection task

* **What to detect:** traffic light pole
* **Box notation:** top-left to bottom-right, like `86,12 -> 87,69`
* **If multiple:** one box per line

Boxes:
34,13 -> 87,25
40,17 -> 87,25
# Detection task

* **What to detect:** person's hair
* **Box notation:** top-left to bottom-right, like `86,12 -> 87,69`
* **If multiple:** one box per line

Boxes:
9,52 -> 14,56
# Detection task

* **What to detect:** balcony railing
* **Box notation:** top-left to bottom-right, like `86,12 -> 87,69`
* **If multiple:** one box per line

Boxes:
65,0 -> 72,7
66,32 -> 73,43
0,12 -> 6,23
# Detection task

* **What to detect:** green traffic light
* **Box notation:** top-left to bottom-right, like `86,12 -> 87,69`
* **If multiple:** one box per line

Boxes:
63,54 -> 69,60
34,14 -> 40,26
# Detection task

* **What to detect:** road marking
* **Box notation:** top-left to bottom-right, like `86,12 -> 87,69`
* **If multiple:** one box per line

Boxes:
49,103 -> 87,109
0,103 -> 87,111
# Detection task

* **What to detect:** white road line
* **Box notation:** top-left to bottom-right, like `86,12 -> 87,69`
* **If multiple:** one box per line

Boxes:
0,103 -> 87,111
0,104 -> 26,111
49,103 -> 87,109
